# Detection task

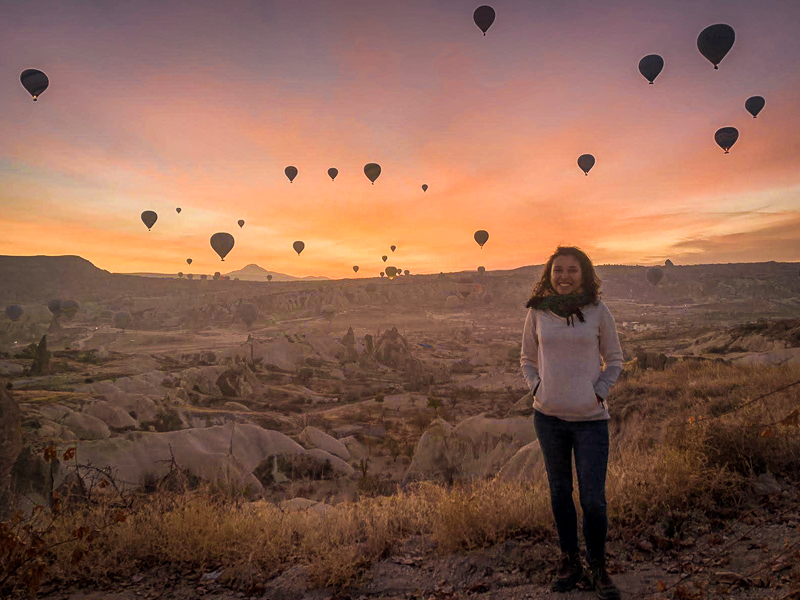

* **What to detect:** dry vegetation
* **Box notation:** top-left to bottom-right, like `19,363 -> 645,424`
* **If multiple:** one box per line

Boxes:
3,360 -> 799,597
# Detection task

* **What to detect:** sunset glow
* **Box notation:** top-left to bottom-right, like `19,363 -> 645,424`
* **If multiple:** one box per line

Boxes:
2,0 -> 799,277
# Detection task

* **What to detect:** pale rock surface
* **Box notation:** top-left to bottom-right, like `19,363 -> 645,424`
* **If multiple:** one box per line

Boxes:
403,415 -> 535,484
340,436 -> 368,462
83,400 -> 138,429
223,401 -> 251,412
31,419 -> 78,444
50,423 -> 306,495
216,362 -> 261,397
732,348 -> 800,366
63,412 -> 111,440
0,361 -> 24,376
307,448 -> 356,477
38,403 -> 73,422
507,392 -> 534,417
279,497 -> 333,515
299,426 -> 351,461
498,439 -> 545,482
175,366 -> 229,396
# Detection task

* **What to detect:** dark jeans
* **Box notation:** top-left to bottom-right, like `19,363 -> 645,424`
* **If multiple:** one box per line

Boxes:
533,410 -> 609,565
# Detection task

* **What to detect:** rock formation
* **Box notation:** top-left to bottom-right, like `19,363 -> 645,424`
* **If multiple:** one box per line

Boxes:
0,384 -> 22,520
30,335 -> 51,375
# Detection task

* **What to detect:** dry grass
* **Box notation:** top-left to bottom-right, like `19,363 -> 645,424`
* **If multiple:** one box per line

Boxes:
9,361 -> 800,593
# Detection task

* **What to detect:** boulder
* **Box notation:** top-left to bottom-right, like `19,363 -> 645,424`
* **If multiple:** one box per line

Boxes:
83,400 -> 138,430
26,419 -> 77,444
279,497 -> 333,515
0,385 -> 23,520
0,361 -> 24,376
10,445 -> 55,516
340,436 -> 369,462
63,412 -> 111,440
403,414 -> 535,484
216,362 -> 261,397
175,366 -> 229,396
298,426 -> 351,461
507,391 -> 534,417
498,440 -> 545,482
51,423 -> 304,495
307,449 -> 355,477
38,403 -> 73,422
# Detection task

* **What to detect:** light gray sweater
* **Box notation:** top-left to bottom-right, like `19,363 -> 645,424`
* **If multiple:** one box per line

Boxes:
520,300 -> 624,421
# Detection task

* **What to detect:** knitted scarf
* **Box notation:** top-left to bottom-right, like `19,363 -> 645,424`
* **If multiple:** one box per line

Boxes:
526,291 -> 595,327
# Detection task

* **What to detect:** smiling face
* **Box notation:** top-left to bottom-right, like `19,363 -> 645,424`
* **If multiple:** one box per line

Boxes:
551,254 -> 583,295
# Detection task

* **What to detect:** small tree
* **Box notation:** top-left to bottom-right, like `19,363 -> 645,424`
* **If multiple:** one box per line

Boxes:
385,436 -> 401,463
427,396 -> 441,418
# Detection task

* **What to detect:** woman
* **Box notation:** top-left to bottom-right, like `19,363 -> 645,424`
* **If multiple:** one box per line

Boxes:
520,246 -> 623,600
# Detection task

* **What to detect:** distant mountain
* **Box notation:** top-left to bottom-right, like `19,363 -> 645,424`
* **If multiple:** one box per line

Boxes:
121,263 -> 329,281
223,264 -> 329,282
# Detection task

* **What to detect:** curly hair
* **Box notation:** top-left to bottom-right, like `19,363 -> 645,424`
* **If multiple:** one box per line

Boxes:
525,246 -> 602,308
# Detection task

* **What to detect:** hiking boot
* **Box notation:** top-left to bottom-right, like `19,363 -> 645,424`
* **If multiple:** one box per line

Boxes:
551,551 -> 585,592
589,560 -> 621,600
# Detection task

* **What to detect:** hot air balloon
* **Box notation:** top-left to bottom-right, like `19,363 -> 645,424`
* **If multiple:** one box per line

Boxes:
293,241 -> 305,255
646,267 -> 664,286
5,305 -> 23,322
20,69 -> 48,101
382,255 -> 388,262
213,271 -> 221,280
238,219 -> 245,228
176,207 -> 182,214
390,245 -> 396,252
113,311 -> 131,330
267,274 -> 273,281
47,299 -> 62,317
474,230 -> 489,248
385,266 -> 398,280
285,166 -> 298,182
578,154 -> 595,175
473,5 -> 495,35
638,54 -> 664,84
422,184 -> 428,192
697,24 -> 735,69
714,127 -> 739,153
404,269 -> 410,276
364,163 -> 381,184
328,168 -> 338,181
61,300 -> 80,319
478,266 -> 486,275
187,273 -> 194,280
380,272 -> 385,278
186,258 -> 193,265
745,96 -> 765,118
141,210 -> 158,231
353,265 -> 359,273
210,232 -> 235,261
200,274 -> 207,280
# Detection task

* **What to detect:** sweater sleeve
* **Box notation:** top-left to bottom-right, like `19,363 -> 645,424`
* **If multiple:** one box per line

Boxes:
594,302 -> 624,400
520,309 -> 541,393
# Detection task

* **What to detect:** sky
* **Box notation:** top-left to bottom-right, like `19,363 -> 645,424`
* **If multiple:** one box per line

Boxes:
1,0 -> 799,278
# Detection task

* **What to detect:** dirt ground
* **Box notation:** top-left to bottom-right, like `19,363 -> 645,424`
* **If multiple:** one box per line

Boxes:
31,494 -> 800,600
